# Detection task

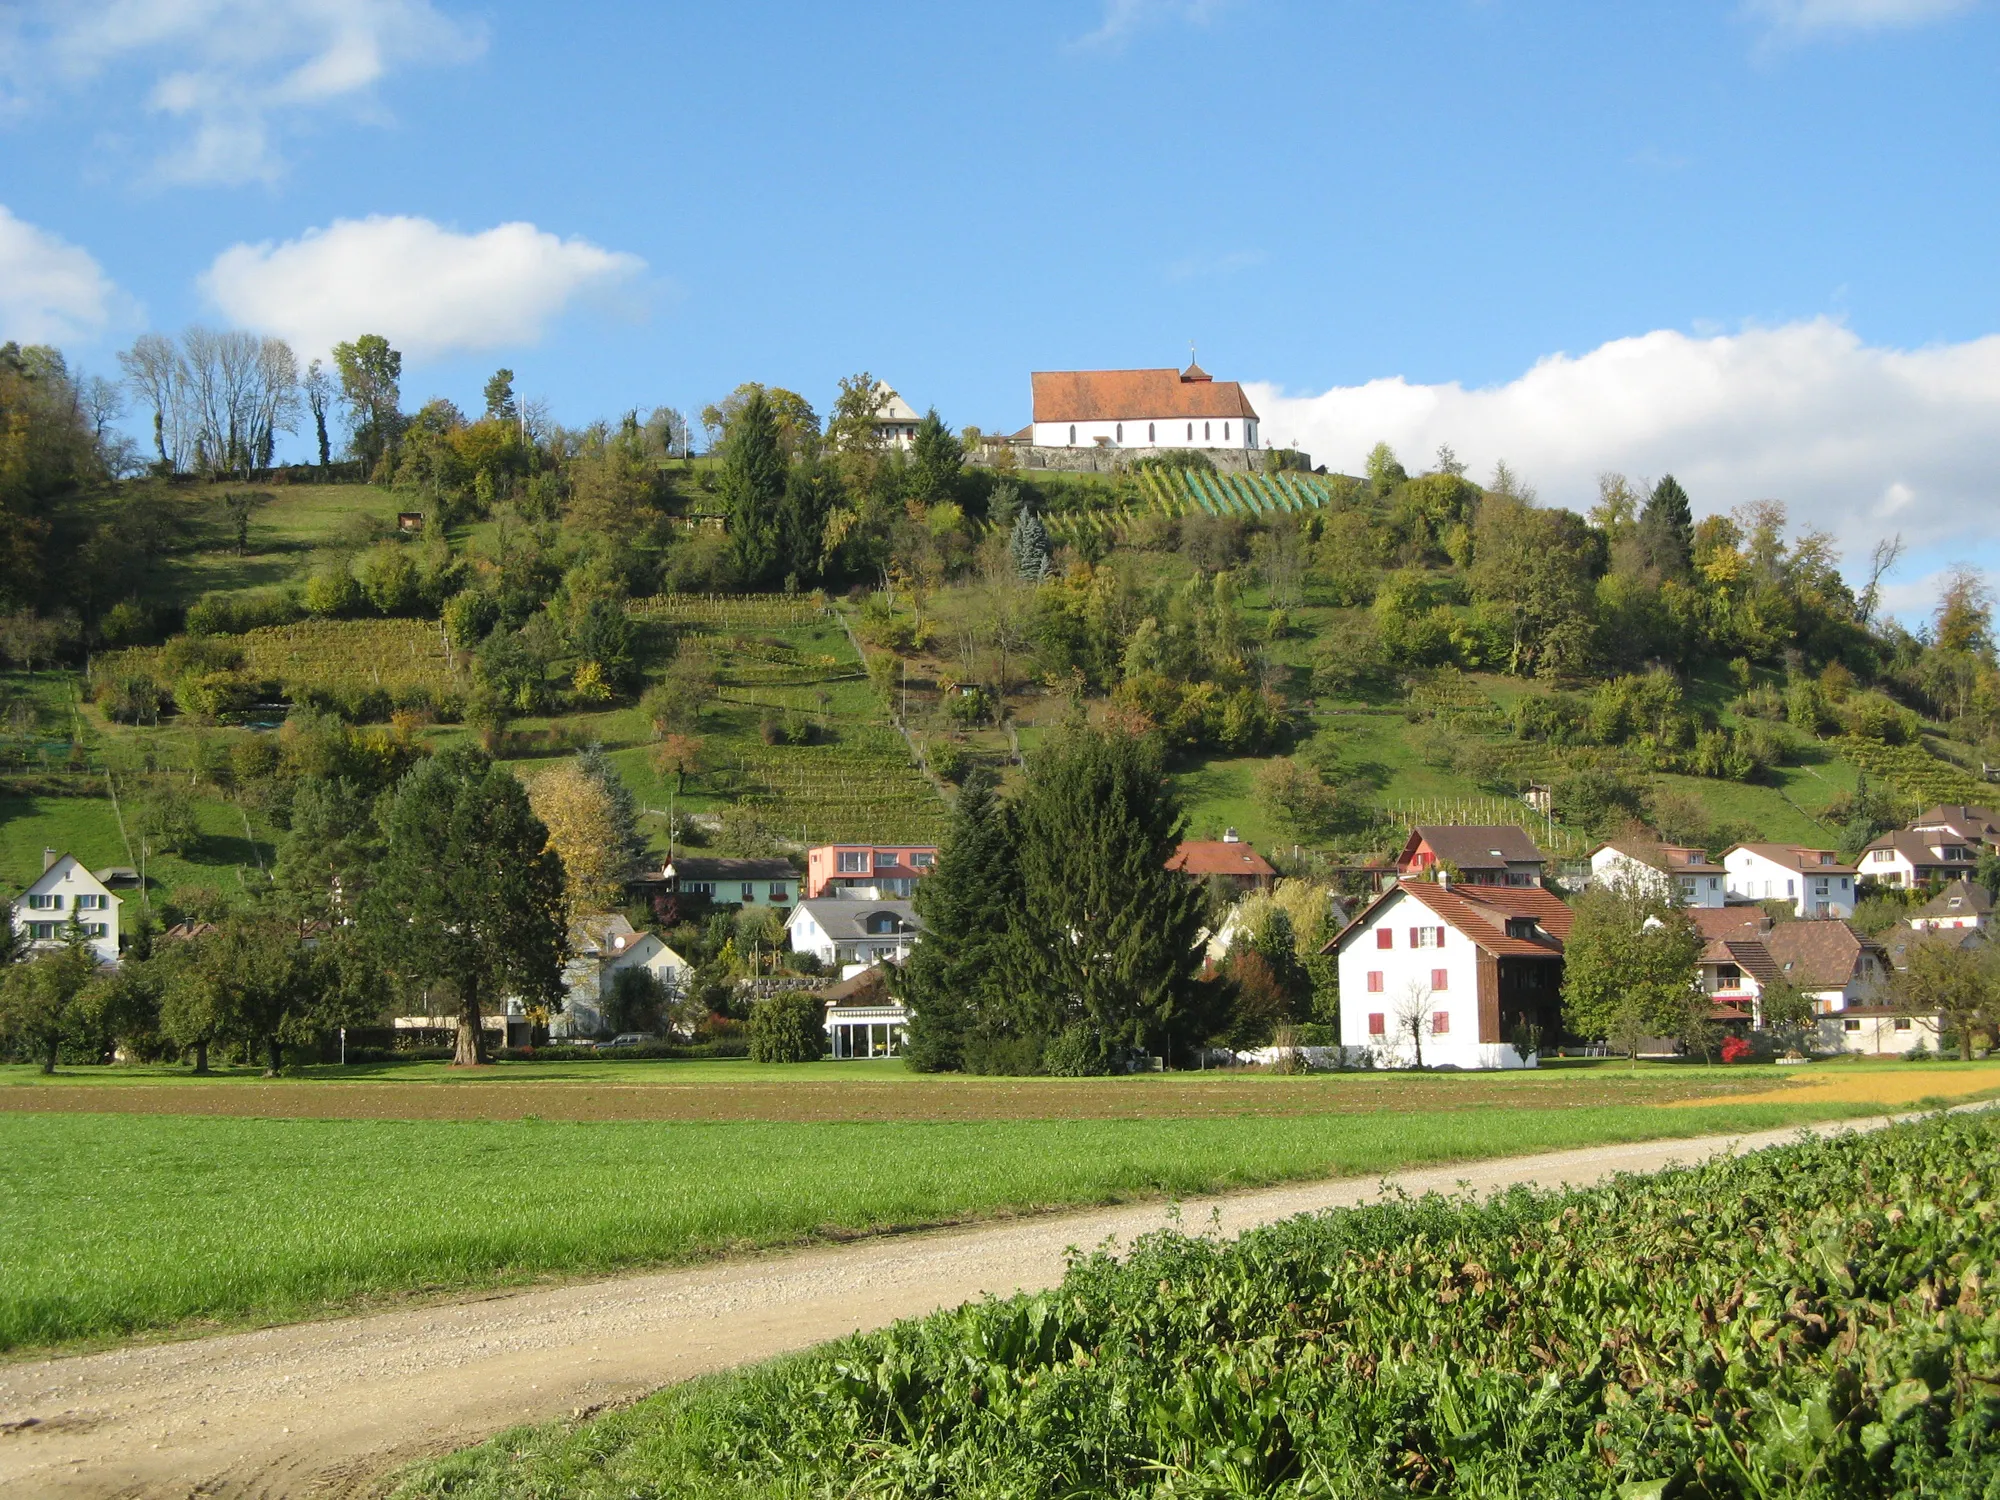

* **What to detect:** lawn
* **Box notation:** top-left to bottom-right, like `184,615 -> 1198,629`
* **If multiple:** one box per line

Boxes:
6,1058 -> 1991,1353
0,787 -> 274,900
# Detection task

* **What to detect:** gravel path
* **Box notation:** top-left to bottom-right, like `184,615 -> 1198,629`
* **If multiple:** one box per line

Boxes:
0,1114 -> 1919,1498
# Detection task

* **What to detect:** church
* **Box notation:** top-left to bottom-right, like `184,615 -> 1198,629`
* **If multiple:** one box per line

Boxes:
1028,360 -> 1261,453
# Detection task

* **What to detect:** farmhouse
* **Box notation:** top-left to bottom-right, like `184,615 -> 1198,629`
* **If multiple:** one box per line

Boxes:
1397,825 -> 1547,888
10,850 -> 120,967
805,844 -> 937,899
1030,361 -> 1260,453
1588,839 -> 1727,907
786,898 -> 923,974
868,381 -> 922,451
1326,881 -> 1571,1069
1723,844 -> 1855,918
1169,833 -> 1277,895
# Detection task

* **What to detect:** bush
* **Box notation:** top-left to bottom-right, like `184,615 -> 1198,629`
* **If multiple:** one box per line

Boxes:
746,992 -> 824,1062
184,589 -> 303,636
303,568 -> 363,618
1720,1034 -> 1753,1063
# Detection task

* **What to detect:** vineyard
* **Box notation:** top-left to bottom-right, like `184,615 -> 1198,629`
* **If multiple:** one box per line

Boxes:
100,619 -> 464,703
1836,735 -> 1996,809
1043,469 -> 1345,548
734,729 -> 948,844
399,1111 -> 2000,1499
626,594 -> 828,630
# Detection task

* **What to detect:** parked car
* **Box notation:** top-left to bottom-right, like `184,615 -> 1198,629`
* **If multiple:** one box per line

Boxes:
602,1033 -> 656,1049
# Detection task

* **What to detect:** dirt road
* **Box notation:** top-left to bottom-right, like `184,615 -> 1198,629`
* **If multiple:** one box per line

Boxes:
0,1115 -> 1919,1498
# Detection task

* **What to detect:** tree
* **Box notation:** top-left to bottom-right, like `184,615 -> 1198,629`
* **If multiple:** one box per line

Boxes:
747,991 -> 824,1062
1560,885 -> 1703,1062
528,759 -> 627,920
0,935 -> 99,1073
1392,979 -> 1433,1069
902,769 -> 1021,1071
1637,474 -> 1695,580
363,747 -> 567,1066
136,780 -> 199,857
567,412 -> 663,547
1756,977 -> 1819,1056
119,332 -> 190,472
702,382 -> 818,458
303,358 -> 334,467
1934,566 -> 1995,659
718,388 -> 788,586
274,775 -> 383,924
1894,935 -> 1997,1061
1011,507 -> 1052,583
1468,496 -> 1602,677
1365,441 -> 1407,497
179,915 -> 330,1076
1001,721 -> 1207,1066
577,742 -> 648,878
483,368 -> 518,423
907,408 -> 963,505
331,334 -> 403,477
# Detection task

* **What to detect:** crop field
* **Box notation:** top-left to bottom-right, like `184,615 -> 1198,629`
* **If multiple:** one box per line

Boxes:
100,617 -> 464,702
401,1111 -> 2000,1499
6,1061 -> 1992,1353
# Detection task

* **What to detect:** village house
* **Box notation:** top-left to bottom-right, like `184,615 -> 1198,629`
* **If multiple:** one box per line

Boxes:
867,381 -> 922,451
1690,908 -> 1907,1052
1723,844 -> 1856,918
805,844 -> 937,899
1857,830 -> 1981,891
657,856 -> 797,910
1325,881 -> 1571,1069
10,850 -> 120,967
1907,877 -> 1993,934
1910,804 -> 2000,846
1029,361 -> 1261,453
817,964 -> 910,1059
1169,832 -> 1277,895
554,914 -> 690,1040
786,898 -> 923,974
1397,825 -> 1547,888
1588,839 -> 1727,907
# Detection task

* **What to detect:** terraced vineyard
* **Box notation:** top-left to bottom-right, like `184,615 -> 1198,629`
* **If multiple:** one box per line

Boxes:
735,727 -> 947,844
626,594 -> 827,630
1835,735 -> 1994,807
1041,469 -> 1347,549
101,619 -> 464,700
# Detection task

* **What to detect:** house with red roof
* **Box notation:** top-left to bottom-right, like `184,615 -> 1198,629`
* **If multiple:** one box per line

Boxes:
1324,881 -> 1570,1069
1723,844 -> 1856,918
1030,361 -> 1261,454
1168,834 -> 1277,894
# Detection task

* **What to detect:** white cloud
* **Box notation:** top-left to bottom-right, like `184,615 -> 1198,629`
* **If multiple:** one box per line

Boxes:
1247,319 -> 2000,560
198,215 -> 646,361
1073,0 -> 1230,50
0,205 -> 124,345
9,0 -> 485,185
1747,0 -> 1979,36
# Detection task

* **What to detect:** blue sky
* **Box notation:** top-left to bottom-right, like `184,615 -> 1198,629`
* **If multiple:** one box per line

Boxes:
2,0 -> 1997,613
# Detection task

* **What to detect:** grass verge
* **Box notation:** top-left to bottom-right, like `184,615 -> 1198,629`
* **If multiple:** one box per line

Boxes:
0,1099 -> 1900,1354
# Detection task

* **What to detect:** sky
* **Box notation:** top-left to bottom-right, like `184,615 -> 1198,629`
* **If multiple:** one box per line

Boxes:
2,0 -> 1997,619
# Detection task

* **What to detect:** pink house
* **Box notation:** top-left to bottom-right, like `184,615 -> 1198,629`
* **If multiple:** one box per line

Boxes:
806,844 -> 939,899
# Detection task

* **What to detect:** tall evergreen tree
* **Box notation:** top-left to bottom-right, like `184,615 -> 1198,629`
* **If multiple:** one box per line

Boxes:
1010,507 -> 1052,583
577,741 -> 648,878
776,454 -> 840,586
718,388 -> 788,585
907,407 -> 963,505
902,769 -> 1021,1072
1637,474 -> 1695,580
1002,721 -> 1206,1070
362,747 -> 567,1066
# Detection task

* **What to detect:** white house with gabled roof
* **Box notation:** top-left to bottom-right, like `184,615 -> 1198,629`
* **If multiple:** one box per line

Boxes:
11,849 -> 120,966
1588,840 -> 1727,907
1723,844 -> 1855,919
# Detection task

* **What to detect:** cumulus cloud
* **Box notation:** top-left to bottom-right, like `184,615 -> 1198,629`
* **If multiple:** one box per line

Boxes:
0,205 -> 125,344
9,0 -> 485,184
1747,0 -> 1980,36
198,215 -> 646,361
1247,320 -> 2000,560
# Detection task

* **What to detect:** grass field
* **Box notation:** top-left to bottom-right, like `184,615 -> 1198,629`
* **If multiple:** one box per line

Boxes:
6,1058 -> 1998,1354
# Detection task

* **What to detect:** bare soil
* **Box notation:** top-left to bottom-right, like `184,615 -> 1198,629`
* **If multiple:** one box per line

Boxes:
0,1115 -> 1923,1499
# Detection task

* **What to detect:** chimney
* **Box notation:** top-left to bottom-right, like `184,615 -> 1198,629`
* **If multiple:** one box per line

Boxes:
42,847 -> 58,873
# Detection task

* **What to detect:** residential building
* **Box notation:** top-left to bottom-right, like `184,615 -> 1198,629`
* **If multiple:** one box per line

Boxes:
1397,825 -> 1547,888
1169,833 -> 1276,895
1857,830 -> 1980,890
1909,804 -> 2000,846
1722,844 -> 1855,918
1029,362 -> 1261,452
805,844 -> 938,899
1325,882 -> 1571,1070
1588,840 -> 1727,907
1691,908 -> 1775,1026
11,850 -> 120,966
786,898 -> 923,973
555,914 -> 690,1039
867,382 -> 922,451
1907,877 -> 1993,933
659,856 -> 797,909
1692,906 -> 1902,1048
818,964 -> 910,1059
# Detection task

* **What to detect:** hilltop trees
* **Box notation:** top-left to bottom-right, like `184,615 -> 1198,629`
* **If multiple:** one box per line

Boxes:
332,334 -> 403,478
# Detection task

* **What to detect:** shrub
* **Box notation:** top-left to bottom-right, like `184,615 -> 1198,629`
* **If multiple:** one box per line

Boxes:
303,567 -> 363,618
184,589 -> 303,636
746,992 -> 824,1062
1720,1034 -> 1753,1063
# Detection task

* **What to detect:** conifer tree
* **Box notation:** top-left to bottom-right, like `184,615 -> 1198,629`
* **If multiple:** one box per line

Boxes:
719,388 -> 787,586
1638,474 -> 1695,579
902,769 -> 1020,1071
1003,721 -> 1205,1070
907,408 -> 963,505
1010,506 -> 1051,583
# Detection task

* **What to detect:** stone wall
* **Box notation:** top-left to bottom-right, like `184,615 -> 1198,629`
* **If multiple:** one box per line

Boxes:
970,443 -> 1311,476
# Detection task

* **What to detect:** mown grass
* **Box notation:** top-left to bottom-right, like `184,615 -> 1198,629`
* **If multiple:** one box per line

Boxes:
0,1099 -> 1899,1353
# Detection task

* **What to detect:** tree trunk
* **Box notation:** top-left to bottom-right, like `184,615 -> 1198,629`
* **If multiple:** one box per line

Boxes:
42,1038 -> 57,1075
192,1040 -> 209,1075
454,981 -> 487,1067
264,1035 -> 284,1077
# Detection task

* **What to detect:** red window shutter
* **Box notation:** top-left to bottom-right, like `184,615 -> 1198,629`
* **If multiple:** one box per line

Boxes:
1409,927 -> 1421,948
1436,926 -> 1446,946
1368,1012 -> 1385,1036
1432,1011 -> 1450,1035
1432,968 -> 1449,990
1377,928 -> 1393,950
1366,971 -> 1384,993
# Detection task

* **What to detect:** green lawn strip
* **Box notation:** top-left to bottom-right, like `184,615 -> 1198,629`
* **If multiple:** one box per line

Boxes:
393,1113 -> 2000,1500
0,1100 -> 1894,1354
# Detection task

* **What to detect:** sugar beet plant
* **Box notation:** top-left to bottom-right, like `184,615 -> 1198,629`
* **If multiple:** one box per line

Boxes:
406,1113 -> 2000,1498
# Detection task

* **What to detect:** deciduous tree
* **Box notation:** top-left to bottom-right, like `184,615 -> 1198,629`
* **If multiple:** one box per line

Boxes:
1561,884 -> 1702,1062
